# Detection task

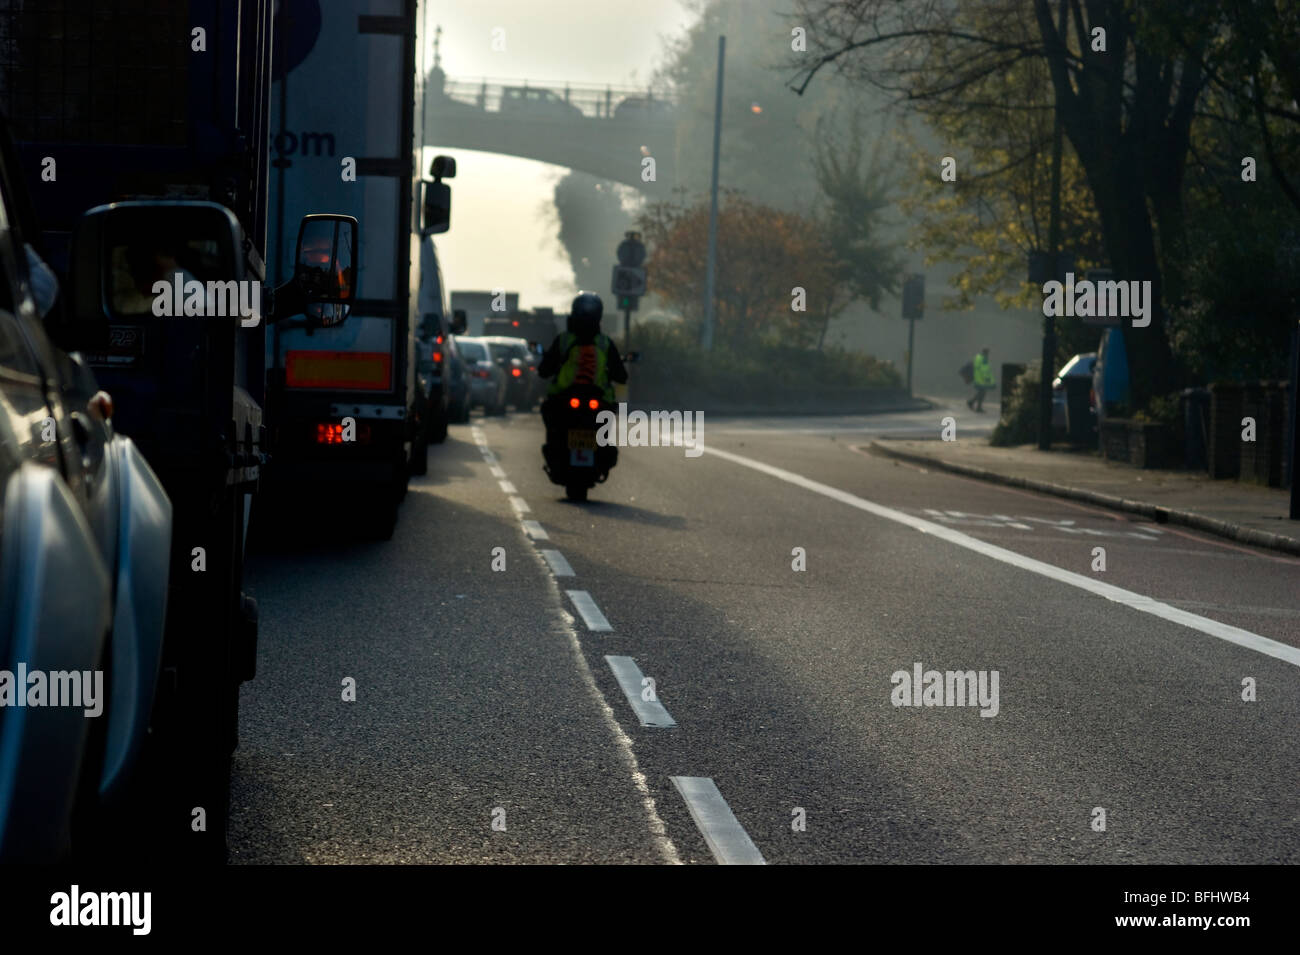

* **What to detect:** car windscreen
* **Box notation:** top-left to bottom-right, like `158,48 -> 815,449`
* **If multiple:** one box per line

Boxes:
486,343 -> 513,362
457,340 -> 487,361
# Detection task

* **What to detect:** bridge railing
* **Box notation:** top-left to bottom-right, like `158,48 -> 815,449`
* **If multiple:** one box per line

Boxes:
431,75 -> 677,120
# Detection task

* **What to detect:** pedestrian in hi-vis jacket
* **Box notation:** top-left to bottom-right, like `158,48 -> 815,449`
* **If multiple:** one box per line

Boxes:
967,346 -> 994,413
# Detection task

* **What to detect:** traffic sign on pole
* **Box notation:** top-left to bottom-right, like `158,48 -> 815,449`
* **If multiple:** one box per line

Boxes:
611,265 -> 647,297
617,232 -> 646,268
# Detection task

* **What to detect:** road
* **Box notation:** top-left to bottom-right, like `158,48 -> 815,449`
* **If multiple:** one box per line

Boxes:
228,403 -> 1300,864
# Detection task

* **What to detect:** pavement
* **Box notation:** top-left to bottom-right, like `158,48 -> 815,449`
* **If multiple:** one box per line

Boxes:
226,399 -> 1300,864
869,404 -> 1300,556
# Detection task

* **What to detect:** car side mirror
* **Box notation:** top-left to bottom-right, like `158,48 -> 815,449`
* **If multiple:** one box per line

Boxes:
451,308 -> 467,334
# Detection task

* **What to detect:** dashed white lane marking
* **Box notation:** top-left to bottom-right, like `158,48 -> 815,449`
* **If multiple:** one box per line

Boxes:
522,520 -> 549,541
705,445 -> 1300,669
541,549 -> 575,576
481,451 -> 497,464
605,656 -> 677,728
670,777 -> 766,865
489,465 -> 505,479
509,496 -> 531,514
566,590 -> 612,632
499,480 -> 517,494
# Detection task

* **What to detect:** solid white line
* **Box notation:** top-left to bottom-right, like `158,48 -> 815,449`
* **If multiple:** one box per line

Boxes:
489,465 -> 505,479
670,777 -> 766,865
566,590 -> 612,632
522,520 -> 549,541
704,445 -> 1300,669
509,496 -> 531,514
541,549 -> 575,576
605,656 -> 677,728
499,480 -> 517,494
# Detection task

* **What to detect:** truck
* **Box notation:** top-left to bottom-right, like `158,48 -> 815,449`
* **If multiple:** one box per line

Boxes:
3,0 -> 357,859
262,0 -> 458,536
485,307 -> 560,351
451,290 -> 520,337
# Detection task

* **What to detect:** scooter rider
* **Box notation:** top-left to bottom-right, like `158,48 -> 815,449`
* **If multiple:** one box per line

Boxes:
538,291 -> 627,442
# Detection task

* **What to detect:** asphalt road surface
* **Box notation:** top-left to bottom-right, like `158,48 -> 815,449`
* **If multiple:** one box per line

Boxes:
229,404 -> 1300,864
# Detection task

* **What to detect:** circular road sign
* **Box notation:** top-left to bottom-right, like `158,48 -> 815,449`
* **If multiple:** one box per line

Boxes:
616,236 -> 646,268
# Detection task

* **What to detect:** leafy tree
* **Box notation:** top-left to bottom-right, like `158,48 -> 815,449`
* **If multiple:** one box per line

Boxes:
809,108 -> 904,348
637,191 -> 837,351
787,0 -> 1222,407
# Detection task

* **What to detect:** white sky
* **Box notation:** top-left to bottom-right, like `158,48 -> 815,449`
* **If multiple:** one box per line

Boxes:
420,0 -> 698,312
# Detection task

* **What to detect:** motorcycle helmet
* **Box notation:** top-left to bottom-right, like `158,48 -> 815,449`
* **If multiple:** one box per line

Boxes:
570,291 -> 603,341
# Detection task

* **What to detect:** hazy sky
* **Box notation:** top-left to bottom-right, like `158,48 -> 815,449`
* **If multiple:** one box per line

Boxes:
421,0 -> 698,312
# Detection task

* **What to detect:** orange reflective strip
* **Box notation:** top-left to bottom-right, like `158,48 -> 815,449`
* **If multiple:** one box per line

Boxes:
286,351 -> 391,389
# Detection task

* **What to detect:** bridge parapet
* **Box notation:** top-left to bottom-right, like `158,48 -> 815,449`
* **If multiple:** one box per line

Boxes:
432,75 -> 678,122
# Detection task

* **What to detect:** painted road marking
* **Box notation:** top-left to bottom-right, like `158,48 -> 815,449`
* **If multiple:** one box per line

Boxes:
499,480 -> 517,494
523,520 -> 549,540
566,590 -> 612,632
605,656 -> 676,728
706,446 -> 1300,669
489,465 -> 505,479
670,777 -> 766,865
541,549 -> 575,576
509,496 -> 531,514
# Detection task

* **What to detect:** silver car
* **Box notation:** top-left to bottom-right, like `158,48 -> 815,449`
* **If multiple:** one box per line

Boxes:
455,336 -> 507,415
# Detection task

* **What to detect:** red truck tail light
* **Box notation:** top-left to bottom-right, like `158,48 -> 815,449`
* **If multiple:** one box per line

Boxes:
587,399 -> 599,410
568,397 -> 580,408
316,423 -> 345,444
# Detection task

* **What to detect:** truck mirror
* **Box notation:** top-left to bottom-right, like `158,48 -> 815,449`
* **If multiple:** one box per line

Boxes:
430,155 -> 457,179
451,309 -> 467,334
66,200 -> 244,353
294,214 -> 357,327
422,180 -> 451,235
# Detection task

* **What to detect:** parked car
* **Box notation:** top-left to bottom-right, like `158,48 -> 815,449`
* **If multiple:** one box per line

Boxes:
455,336 -> 507,415
482,336 -> 539,410
0,114 -> 172,861
1052,351 -> 1097,431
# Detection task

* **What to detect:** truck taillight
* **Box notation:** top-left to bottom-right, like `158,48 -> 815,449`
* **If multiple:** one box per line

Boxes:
315,422 -> 371,445
316,423 -> 345,444
569,397 -> 580,408
587,399 -> 599,410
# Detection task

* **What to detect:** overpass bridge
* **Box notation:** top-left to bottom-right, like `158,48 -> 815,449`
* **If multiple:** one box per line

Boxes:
423,68 -> 684,191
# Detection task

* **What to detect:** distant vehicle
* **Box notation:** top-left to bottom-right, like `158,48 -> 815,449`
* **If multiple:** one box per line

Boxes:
614,96 -> 675,121
1052,352 -> 1096,431
0,115 -> 171,861
484,309 -> 558,350
500,86 -> 584,119
412,301 -> 469,475
483,336 -> 538,410
445,335 -> 472,424
456,336 -> 507,415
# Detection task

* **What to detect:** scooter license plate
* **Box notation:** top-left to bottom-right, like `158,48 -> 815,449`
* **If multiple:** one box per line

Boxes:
568,430 -> 596,450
